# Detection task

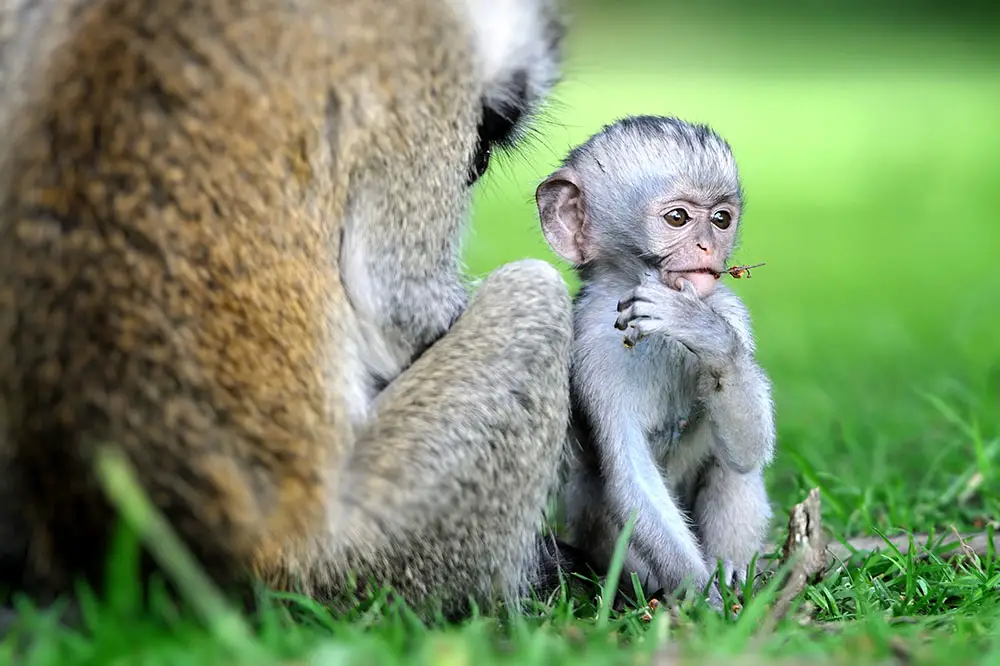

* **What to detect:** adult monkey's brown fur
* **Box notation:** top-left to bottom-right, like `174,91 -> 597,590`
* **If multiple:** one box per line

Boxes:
0,0 -> 574,619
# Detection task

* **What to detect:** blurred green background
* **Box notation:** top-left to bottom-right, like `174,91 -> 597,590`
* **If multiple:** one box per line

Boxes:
465,0 -> 1000,534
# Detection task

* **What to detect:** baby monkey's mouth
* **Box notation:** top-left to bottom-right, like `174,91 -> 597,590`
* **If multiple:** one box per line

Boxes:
660,262 -> 767,280
673,266 -> 723,279
658,263 -> 725,280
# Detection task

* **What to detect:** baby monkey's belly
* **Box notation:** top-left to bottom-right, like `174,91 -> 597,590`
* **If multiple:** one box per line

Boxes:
648,411 -> 715,509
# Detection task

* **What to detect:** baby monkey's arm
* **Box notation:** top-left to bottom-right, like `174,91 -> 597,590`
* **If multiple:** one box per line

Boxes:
699,285 -> 776,474
615,278 -> 775,474
596,418 -> 722,606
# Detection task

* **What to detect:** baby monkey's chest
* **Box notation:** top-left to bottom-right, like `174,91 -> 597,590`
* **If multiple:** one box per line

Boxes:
640,350 -> 712,481
646,408 -> 714,500
648,413 -> 692,449
647,400 -> 703,453
633,341 -> 703,440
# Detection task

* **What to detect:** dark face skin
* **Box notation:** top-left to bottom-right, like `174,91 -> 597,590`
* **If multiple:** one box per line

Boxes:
537,116 -> 744,298
536,170 -> 741,298
645,190 -> 741,298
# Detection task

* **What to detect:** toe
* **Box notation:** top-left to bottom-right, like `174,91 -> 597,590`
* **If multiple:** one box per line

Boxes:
720,561 -> 736,589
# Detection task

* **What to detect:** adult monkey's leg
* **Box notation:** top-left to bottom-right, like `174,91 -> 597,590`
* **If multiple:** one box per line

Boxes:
318,259 -> 573,618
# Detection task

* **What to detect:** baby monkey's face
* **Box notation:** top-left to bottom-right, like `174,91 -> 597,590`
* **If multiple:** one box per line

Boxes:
647,194 -> 740,298
535,116 -> 744,295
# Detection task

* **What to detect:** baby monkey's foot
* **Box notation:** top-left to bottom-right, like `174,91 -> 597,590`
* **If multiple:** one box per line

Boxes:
721,560 -> 748,589
649,583 -> 725,613
706,583 -> 725,611
715,560 -> 758,608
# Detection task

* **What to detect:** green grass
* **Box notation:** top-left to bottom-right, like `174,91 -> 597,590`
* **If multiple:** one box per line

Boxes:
4,7 -> 1000,665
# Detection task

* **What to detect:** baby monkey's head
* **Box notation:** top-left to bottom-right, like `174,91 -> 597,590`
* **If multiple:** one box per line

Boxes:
536,115 -> 743,298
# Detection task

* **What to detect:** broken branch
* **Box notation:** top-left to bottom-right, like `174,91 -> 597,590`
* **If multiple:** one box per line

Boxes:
757,487 -> 828,636
761,528 -> 997,573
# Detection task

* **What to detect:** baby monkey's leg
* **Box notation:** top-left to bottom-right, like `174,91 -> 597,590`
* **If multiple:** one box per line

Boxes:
561,476 -> 660,604
691,459 -> 772,592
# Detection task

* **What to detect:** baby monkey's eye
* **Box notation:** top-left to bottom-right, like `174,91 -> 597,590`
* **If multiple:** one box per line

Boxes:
664,208 -> 690,227
711,210 -> 732,229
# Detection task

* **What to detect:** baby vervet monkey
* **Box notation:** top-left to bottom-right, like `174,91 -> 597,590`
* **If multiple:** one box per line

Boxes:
536,115 -> 777,608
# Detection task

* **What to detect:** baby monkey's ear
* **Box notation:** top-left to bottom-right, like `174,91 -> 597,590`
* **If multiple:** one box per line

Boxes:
536,167 -> 590,264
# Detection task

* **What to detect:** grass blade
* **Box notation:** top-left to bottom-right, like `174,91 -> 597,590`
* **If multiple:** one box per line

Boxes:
596,511 -> 637,630
93,445 -> 260,660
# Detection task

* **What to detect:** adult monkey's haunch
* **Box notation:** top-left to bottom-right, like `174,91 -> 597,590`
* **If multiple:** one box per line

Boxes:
0,0 -> 573,619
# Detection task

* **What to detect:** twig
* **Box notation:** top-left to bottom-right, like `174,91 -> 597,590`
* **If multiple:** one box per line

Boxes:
949,525 -> 981,570
747,488 -> 828,649
682,262 -> 767,280
827,531 -> 1000,560
761,488 -> 828,632
716,262 -> 766,279
760,528 -> 997,574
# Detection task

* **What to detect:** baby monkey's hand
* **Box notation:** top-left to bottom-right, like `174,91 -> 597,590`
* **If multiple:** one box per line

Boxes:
615,278 -> 737,367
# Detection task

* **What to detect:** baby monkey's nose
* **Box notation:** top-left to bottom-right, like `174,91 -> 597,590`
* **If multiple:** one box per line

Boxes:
697,243 -> 711,254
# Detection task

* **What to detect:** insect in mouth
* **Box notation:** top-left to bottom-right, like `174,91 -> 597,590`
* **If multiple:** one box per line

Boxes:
716,262 -> 766,279
622,263 -> 767,350
667,262 -> 767,280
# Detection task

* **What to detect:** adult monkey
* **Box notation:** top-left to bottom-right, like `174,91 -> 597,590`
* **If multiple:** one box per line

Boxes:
0,0 -> 574,619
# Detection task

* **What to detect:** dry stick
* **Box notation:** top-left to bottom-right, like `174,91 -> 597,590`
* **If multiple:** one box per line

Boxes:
829,530 -> 996,562
756,487 -> 829,639
746,493 -> 995,657
744,490 -> 993,663
949,525 -> 982,571
760,529 -> 998,574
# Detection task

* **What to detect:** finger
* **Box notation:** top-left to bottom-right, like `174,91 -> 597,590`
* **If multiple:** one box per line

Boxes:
677,279 -> 700,299
614,299 -> 661,330
616,289 -> 654,312
622,323 -> 646,348
613,306 -> 634,330
629,298 -> 661,320
721,561 -> 735,590
706,584 -> 725,612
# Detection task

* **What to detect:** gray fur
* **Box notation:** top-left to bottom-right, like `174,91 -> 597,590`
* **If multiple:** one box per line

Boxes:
0,0 -> 571,621
566,115 -> 743,281
322,259 -> 573,616
548,116 -> 775,606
